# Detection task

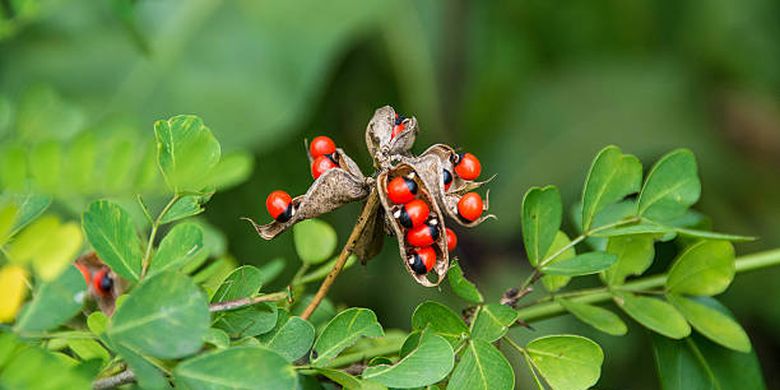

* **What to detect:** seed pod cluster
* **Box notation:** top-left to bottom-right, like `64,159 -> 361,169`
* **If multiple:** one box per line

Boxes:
246,106 -> 493,287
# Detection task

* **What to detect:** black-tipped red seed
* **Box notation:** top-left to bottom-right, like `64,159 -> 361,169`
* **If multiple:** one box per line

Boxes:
442,169 -> 453,191
309,136 -> 336,158
92,268 -> 113,297
395,199 -> 430,229
311,155 -> 338,179
387,176 -> 418,204
266,190 -> 294,222
406,220 -> 440,247
457,192 -> 484,222
408,246 -> 436,275
454,152 -> 481,181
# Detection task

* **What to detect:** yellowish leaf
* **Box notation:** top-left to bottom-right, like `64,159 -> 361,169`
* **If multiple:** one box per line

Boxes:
0,265 -> 29,323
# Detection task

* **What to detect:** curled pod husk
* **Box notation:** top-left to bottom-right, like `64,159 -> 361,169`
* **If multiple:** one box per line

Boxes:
376,164 -> 449,287
351,193 -> 385,264
365,106 -> 419,166
419,144 -> 495,194
244,167 -> 370,239
442,189 -> 496,228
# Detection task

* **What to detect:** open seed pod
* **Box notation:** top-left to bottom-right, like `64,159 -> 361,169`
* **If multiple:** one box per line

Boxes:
365,106 -> 419,166
244,167 -> 370,239
419,144 -> 495,194
442,189 -> 496,228
376,164 -> 449,287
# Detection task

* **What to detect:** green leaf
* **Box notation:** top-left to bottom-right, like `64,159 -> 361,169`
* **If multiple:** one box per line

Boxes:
109,272 -> 210,359
0,334 -> 92,389
0,145 -> 27,192
526,335 -> 604,390
601,235 -> 655,286
667,295 -> 751,352
411,301 -> 469,346
14,266 -> 86,333
470,304 -> 518,343
674,228 -> 756,242
592,221 -> 674,238
154,115 -> 222,193
29,141 -> 62,193
522,186 -> 562,265
637,149 -> 701,221
67,339 -> 110,363
652,334 -> 766,390
87,312 -> 108,336
211,265 -> 264,303
257,310 -> 315,362
312,308 -> 384,367
317,368 -> 385,390
160,193 -> 213,224
6,216 -> 83,281
203,328 -> 230,350
558,298 -> 627,336
581,146 -> 642,231
174,346 -> 296,390
292,295 -> 336,329
447,262 -> 483,303
82,200 -> 143,281
149,222 -> 205,276
7,193 -> 50,236
0,203 -> 16,246
114,344 -> 171,389
293,219 -> 338,265
614,292 -> 690,339
666,240 -> 735,296
540,231 -> 576,292
363,332 -> 454,388
446,340 -> 514,390
542,251 -> 617,276
213,303 -> 278,339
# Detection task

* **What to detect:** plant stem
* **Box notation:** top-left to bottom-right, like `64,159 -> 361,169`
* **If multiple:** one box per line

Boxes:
208,291 -> 289,312
140,194 -> 180,279
300,191 -> 379,320
325,341 -> 403,368
515,248 -> 780,323
93,370 -> 136,390
18,330 -> 97,340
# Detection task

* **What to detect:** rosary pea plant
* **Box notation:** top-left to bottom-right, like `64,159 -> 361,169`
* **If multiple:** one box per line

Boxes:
0,107 -> 778,389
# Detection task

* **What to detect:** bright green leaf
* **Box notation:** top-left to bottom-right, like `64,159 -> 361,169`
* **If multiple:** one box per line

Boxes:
526,335 -> 604,390
667,295 -> 751,352
87,312 -> 108,336
602,235 -> 655,286
294,219 -> 338,265
446,262 -> 483,303
149,222 -> 205,276
0,145 -> 28,192
541,231 -> 576,292
411,301 -> 469,346
471,304 -> 518,342
203,328 -> 230,350
174,346 -> 296,390
318,368 -> 386,390
0,203 -> 17,246
211,265 -> 264,303
312,308 -> 384,367
0,333 -> 92,389
209,265 -> 276,338
67,339 -> 109,363
82,200 -> 143,281
109,272 -> 210,359
7,193 -> 51,236
446,340 -> 514,390
257,310 -> 315,362
542,251 -> 617,276
558,298 -> 627,336
637,149 -> 701,221
114,343 -> 171,389
362,332 -> 454,388
154,115 -> 221,193
205,152 -> 253,190
14,266 -> 86,333
522,186 -> 562,265
666,240 -> 735,296
614,292 -> 690,339
160,193 -> 213,224
29,141 -> 62,193
581,146 -> 642,231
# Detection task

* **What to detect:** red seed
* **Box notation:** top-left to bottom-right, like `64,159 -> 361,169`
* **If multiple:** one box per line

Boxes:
454,153 -> 481,181
266,190 -> 293,222
457,192 -> 484,222
309,136 -> 336,158
406,221 -> 439,247
396,199 -> 430,229
387,176 -> 417,204
92,268 -> 113,297
311,155 -> 338,179
446,228 -> 458,252
409,246 -> 437,274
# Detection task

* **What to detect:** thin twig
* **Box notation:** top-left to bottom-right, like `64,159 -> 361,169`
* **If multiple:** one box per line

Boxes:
140,194 -> 180,279
93,369 -> 136,390
209,291 -> 289,312
300,190 -> 379,320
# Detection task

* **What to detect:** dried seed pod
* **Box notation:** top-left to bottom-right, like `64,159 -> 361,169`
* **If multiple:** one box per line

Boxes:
245,168 -> 370,239
377,164 -> 449,287
365,106 -> 419,167
351,195 -> 385,263
442,190 -> 496,228
419,144 -> 495,194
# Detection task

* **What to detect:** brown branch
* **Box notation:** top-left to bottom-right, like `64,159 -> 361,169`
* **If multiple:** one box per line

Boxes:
93,369 -> 135,390
300,190 -> 379,320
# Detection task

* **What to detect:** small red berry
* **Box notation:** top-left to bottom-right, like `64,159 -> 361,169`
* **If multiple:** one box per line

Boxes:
309,136 -> 336,158
75,263 -> 91,286
387,176 -> 418,204
391,114 -> 407,139
92,268 -> 113,297
442,169 -> 453,191
454,153 -> 481,181
457,192 -> 484,222
406,220 -> 440,247
311,155 -> 338,179
266,190 -> 294,222
395,199 -> 430,229
446,228 -> 457,252
408,246 -> 437,275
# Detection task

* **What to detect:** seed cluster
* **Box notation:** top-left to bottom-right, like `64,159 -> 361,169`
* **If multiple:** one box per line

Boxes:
247,106 -> 494,286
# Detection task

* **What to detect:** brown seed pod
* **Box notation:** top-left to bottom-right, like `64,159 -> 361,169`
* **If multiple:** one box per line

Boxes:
376,164 -> 449,286
365,106 -> 419,167
244,167 -> 371,239
419,144 -> 495,194
443,190 -> 496,228
351,197 -> 385,263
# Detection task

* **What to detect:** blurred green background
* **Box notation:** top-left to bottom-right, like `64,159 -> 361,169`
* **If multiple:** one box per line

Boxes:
2,0 -> 780,388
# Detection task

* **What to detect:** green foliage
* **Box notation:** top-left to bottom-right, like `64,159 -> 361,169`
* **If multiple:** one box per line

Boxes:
666,240 -> 735,296
447,340 -> 514,390
362,331 -> 454,388
82,200 -> 143,281
154,115 -> 221,194
14,266 -> 86,333
411,301 -> 469,346
446,262 -> 483,303
174,347 -> 297,390
525,335 -> 604,390
581,145 -> 642,231
257,310 -> 315,362
558,298 -> 627,336
637,149 -> 701,221
522,185 -> 562,265
470,304 -> 518,343
293,219 -> 338,265
614,292 -> 691,339
311,308 -> 384,367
